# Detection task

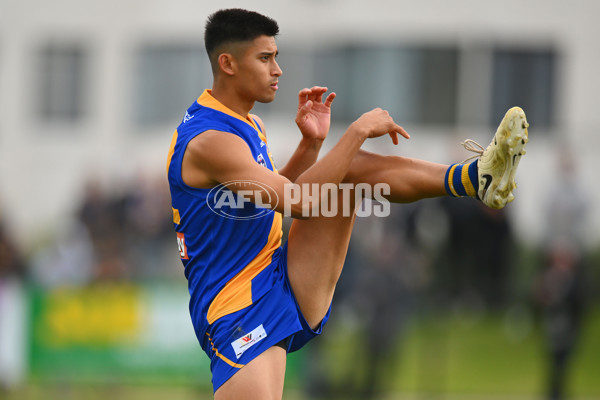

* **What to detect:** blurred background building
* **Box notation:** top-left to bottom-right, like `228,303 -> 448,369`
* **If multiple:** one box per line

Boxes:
0,0 -> 599,399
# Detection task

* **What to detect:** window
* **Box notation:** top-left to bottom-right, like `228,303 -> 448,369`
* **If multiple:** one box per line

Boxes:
38,43 -> 87,122
134,44 -> 209,127
491,48 -> 556,129
313,45 -> 459,125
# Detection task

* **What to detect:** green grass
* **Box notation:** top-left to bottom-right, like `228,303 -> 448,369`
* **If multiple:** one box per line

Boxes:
301,306 -> 600,398
398,312 -> 544,395
5,308 -> 600,399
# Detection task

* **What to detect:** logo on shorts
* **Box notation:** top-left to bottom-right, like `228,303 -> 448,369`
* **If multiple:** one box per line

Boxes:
241,334 -> 253,343
231,324 -> 267,359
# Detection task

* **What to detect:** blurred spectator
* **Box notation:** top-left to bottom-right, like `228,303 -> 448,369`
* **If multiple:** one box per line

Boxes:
401,195 -> 513,396
430,196 -> 514,311
304,203 -> 424,399
349,206 -> 422,399
77,178 -> 131,282
535,147 -> 590,400
122,172 -> 176,279
30,172 -> 176,286
0,211 -> 27,281
536,240 -> 587,400
30,219 -> 95,287
0,209 -> 28,390
542,148 -> 589,250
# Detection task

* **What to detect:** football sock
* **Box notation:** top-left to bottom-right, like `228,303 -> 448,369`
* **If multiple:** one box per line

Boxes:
444,161 -> 479,198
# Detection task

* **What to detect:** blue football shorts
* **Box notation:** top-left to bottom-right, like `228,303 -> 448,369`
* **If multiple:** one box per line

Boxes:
201,242 -> 332,392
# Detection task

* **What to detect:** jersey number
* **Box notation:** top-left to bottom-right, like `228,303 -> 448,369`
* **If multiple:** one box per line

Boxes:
176,232 -> 189,259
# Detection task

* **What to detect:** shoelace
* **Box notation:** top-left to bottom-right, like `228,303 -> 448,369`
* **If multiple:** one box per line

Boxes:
460,139 -> 485,164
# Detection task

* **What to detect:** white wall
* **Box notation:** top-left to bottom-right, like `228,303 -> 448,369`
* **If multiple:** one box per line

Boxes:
1,0 -> 599,249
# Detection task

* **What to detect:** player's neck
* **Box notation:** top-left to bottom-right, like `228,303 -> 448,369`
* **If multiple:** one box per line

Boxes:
210,84 -> 254,118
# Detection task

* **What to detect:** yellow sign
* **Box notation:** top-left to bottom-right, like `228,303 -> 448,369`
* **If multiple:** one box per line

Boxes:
41,284 -> 141,347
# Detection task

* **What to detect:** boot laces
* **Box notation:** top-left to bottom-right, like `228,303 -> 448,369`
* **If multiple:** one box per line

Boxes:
460,139 -> 485,164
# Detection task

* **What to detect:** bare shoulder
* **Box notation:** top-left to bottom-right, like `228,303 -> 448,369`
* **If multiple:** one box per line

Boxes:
182,130 -> 255,188
186,130 -> 250,159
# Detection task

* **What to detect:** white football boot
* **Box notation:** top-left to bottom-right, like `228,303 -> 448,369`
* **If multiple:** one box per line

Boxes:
463,107 -> 529,209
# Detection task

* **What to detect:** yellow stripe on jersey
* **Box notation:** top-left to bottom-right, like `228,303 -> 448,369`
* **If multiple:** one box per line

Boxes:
206,212 -> 283,325
166,129 -> 178,176
172,208 -> 181,225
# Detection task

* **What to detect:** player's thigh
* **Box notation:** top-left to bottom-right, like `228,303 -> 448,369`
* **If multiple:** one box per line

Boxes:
287,192 -> 358,329
214,345 -> 287,400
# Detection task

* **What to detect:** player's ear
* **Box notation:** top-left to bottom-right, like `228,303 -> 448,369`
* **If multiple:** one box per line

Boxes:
218,53 -> 236,76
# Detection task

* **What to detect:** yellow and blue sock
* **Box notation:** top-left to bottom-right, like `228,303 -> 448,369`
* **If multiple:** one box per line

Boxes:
444,161 -> 479,199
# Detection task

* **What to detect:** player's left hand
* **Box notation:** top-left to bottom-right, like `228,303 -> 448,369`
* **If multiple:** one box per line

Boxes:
295,86 -> 336,141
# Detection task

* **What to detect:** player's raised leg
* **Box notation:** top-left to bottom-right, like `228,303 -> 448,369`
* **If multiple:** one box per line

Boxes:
286,189 -> 359,329
286,151 -> 449,328
287,105 -> 529,329
347,150 -> 448,203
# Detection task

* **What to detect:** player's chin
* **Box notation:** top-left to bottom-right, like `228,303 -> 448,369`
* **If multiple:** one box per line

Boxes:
256,93 -> 277,104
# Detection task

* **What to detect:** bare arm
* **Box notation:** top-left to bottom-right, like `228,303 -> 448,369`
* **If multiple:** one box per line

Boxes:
278,137 -> 324,183
252,112 -> 323,184
294,109 -> 408,187
182,109 -> 409,219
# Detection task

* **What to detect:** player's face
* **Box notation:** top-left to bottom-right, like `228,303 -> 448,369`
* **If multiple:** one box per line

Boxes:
234,35 -> 282,104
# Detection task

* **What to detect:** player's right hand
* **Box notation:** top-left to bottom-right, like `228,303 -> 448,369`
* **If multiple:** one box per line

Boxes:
295,86 -> 336,142
351,108 -> 410,145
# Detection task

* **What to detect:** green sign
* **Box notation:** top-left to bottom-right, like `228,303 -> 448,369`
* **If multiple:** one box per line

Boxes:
29,282 -> 210,385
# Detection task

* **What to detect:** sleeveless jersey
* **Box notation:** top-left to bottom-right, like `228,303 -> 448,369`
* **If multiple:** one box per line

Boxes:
166,89 -> 283,340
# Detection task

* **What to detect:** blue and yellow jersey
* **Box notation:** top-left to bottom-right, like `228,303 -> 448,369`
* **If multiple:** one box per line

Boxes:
166,89 -> 283,346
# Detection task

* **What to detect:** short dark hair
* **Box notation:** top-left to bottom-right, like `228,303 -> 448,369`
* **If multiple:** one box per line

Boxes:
204,8 -> 279,69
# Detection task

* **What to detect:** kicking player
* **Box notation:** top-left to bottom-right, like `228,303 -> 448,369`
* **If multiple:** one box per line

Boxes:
166,8 -> 529,399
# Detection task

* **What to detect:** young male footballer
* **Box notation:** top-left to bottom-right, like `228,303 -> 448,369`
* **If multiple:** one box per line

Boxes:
166,8 -> 529,399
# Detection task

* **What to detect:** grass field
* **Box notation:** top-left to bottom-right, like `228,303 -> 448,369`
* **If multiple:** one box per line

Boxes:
4,307 -> 599,400
4,386 -> 600,400
293,305 -> 600,399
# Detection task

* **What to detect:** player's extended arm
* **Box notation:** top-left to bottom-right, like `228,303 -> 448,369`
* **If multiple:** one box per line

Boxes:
182,109 -> 409,219
292,108 -> 409,190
